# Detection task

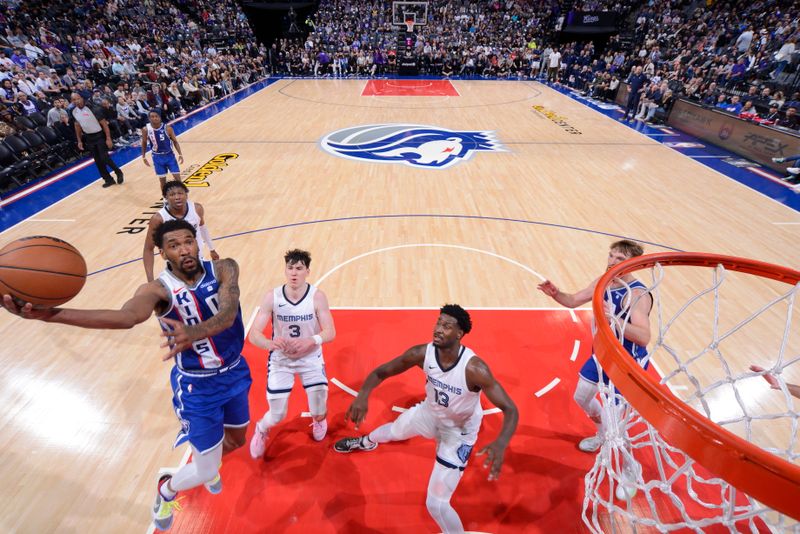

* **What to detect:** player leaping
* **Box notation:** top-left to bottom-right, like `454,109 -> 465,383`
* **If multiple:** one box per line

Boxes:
1,219 -> 252,532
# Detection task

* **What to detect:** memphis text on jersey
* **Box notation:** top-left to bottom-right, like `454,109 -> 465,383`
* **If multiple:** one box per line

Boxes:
275,313 -> 314,322
428,375 -> 463,396
183,153 -> 239,188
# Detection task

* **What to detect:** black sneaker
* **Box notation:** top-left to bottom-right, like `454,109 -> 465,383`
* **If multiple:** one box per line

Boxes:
102,181 -> 115,188
116,172 -> 124,184
333,436 -> 377,453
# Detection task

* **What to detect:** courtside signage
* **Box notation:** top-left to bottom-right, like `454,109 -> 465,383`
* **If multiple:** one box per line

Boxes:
320,124 -> 505,169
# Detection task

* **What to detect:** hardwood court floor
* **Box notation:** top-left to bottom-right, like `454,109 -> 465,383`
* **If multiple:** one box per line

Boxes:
0,79 -> 797,533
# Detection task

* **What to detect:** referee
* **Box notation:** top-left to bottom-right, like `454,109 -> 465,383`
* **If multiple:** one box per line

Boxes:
70,92 -> 124,188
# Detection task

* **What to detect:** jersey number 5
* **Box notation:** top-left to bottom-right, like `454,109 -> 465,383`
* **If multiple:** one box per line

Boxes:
288,325 -> 301,338
434,389 -> 450,408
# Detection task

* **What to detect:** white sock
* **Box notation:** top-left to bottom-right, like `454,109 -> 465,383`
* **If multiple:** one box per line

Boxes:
574,379 -> 604,435
170,444 -> 223,493
367,422 -> 394,444
257,397 -> 288,432
159,478 -> 177,500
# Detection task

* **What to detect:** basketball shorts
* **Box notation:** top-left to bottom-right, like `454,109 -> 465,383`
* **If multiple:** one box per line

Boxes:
266,352 -> 328,399
170,356 -> 252,454
579,352 -> 649,385
152,152 -> 179,176
389,402 -> 480,471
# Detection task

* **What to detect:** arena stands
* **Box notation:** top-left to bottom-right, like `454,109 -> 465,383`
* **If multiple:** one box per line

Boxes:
1,0 -> 799,196
0,0 -> 267,196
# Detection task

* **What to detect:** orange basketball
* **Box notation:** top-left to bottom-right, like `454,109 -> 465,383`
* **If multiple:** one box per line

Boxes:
0,236 -> 87,307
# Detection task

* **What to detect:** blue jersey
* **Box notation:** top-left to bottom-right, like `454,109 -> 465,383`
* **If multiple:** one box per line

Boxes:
157,260 -> 244,373
604,279 -> 649,358
147,123 -> 174,155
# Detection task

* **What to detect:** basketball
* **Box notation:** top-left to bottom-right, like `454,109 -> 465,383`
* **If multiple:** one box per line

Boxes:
0,236 -> 87,307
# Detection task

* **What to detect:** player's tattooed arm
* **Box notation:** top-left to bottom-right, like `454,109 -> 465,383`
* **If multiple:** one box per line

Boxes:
190,258 -> 240,337
160,258 -> 240,358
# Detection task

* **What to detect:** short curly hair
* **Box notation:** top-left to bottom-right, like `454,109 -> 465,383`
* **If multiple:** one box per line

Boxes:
162,180 -> 188,198
440,304 -> 472,334
154,219 -> 196,249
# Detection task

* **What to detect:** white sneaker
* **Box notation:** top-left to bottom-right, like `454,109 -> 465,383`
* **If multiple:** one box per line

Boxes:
772,157 -> 785,163
615,482 -> 637,501
578,435 -> 603,452
249,426 -> 269,459
311,419 -> 327,441
787,167 -> 800,175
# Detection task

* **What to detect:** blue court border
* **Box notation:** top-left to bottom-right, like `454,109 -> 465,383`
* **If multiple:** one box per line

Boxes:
546,83 -> 800,212
0,74 -> 795,272
2,75 -> 798,233
0,77 -> 280,230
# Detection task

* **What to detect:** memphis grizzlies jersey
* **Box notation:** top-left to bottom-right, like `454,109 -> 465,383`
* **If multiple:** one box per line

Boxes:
147,123 -> 174,154
604,279 -> 649,359
158,200 -> 201,233
424,343 -> 483,431
271,284 -> 321,362
157,260 -> 244,372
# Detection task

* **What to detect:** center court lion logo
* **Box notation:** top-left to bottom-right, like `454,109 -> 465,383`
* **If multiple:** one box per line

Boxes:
320,124 -> 505,169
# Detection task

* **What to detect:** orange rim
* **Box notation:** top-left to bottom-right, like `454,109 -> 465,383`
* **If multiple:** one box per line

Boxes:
593,252 -> 800,520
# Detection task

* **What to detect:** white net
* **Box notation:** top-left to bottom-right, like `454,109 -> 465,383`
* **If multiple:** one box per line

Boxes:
582,258 -> 800,533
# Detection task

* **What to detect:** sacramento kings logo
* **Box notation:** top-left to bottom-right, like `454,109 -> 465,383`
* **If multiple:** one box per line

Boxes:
320,124 -> 505,169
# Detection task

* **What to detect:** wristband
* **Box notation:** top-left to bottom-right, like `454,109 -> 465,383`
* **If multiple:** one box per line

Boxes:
312,334 -> 323,345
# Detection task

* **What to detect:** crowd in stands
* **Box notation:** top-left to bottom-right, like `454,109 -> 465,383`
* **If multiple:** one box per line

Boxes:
268,0 -> 799,130
0,0 -> 269,193
1,0 -> 799,193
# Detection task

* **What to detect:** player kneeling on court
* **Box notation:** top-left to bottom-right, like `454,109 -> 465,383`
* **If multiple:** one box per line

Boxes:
1,219 -> 252,532
334,305 -> 518,534
249,249 -> 336,458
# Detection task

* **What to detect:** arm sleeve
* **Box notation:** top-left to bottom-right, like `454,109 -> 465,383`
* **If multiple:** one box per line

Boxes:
198,224 -> 215,251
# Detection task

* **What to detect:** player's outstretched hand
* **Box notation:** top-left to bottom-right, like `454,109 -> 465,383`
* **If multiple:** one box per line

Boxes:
160,317 -> 192,360
0,294 -> 52,320
750,365 -> 780,389
345,397 -> 368,429
537,280 -> 559,298
477,440 -> 507,481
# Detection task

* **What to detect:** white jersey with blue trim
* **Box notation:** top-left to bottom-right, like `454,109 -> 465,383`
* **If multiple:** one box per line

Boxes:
147,123 -> 174,155
423,343 -> 483,432
158,200 -> 201,233
271,283 -> 322,362
157,260 -> 245,373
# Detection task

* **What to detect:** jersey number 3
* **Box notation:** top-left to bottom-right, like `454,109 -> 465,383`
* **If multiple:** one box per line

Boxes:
288,325 -> 301,338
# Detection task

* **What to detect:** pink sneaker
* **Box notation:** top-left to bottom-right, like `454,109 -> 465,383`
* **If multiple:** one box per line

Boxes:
311,419 -> 327,441
249,426 -> 269,459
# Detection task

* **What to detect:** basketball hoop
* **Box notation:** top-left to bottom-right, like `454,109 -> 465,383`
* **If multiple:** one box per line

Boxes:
584,252 -> 800,532
404,19 -> 415,33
